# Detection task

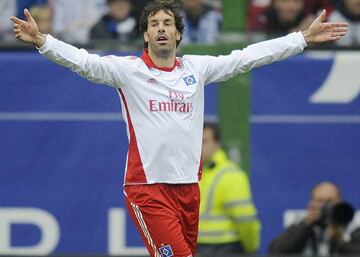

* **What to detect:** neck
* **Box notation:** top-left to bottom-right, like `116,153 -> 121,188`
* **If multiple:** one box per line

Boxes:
148,47 -> 176,68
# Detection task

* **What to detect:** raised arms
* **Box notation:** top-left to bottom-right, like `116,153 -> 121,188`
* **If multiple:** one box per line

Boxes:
11,9 -> 126,88
195,10 -> 348,84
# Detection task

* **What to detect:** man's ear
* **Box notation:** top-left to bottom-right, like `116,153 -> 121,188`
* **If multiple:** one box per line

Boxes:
144,32 -> 149,43
176,31 -> 181,41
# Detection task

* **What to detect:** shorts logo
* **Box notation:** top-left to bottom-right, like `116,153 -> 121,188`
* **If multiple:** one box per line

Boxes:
183,75 -> 197,86
159,245 -> 174,257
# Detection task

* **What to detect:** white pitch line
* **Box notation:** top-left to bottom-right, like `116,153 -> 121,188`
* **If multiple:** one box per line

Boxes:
251,115 -> 360,124
0,112 -> 219,122
1,113 -> 359,124
0,112 -> 123,121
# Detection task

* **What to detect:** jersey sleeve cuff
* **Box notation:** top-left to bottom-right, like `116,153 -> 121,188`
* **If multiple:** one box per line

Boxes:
295,31 -> 308,49
37,34 -> 55,54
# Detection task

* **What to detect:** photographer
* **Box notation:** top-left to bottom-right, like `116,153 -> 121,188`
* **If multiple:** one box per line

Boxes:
268,181 -> 360,256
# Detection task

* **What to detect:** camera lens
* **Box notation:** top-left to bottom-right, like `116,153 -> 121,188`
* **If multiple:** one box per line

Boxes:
330,202 -> 355,226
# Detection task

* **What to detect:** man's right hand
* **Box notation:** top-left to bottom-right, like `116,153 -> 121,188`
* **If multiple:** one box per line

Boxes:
10,8 -> 46,48
304,202 -> 321,226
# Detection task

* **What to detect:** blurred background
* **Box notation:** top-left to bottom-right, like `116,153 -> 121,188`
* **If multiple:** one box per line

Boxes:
0,0 -> 359,256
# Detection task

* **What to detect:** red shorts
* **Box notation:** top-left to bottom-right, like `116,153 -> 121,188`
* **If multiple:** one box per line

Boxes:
124,183 -> 200,257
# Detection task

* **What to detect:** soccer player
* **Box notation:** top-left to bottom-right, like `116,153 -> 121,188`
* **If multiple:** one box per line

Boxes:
10,1 -> 347,257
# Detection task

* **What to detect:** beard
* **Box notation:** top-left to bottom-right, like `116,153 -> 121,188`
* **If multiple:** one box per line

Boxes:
157,48 -> 173,59
150,42 -> 175,59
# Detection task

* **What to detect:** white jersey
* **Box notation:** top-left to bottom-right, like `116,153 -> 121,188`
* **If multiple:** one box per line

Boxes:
38,32 -> 307,185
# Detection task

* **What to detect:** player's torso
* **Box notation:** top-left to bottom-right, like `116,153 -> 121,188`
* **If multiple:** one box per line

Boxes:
119,57 -> 205,184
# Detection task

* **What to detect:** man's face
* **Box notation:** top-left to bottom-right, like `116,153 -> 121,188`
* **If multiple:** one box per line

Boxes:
273,0 -> 304,23
308,183 -> 341,213
344,0 -> 360,16
202,127 -> 220,162
144,10 -> 181,57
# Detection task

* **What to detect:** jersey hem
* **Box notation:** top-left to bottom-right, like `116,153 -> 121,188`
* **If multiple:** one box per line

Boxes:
123,179 -> 199,186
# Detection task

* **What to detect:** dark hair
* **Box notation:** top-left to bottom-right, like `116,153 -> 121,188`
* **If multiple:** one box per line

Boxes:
204,122 -> 221,143
139,0 -> 184,48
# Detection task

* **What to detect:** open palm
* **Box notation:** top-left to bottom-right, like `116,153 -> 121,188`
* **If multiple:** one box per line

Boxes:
11,9 -> 41,45
304,10 -> 348,44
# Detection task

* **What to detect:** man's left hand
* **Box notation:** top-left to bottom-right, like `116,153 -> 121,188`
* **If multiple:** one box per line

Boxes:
302,10 -> 348,44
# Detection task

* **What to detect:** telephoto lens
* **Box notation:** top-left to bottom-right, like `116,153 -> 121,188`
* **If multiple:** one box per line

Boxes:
330,202 -> 355,226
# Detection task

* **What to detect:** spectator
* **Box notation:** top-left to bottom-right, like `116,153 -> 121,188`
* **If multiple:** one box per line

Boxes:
247,0 -> 270,31
29,5 -> 53,34
249,0 -> 313,35
1,1 -> 53,41
131,0 -> 147,21
248,0 -> 334,30
16,0 -> 48,19
269,181 -> 360,256
51,0 -> 107,44
0,0 -> 16,41
303,0 -> 334,16
203,0 -> 222,10
328,0 -> 360,46
180,0 -> 222,44
90,0 -> 138,43
196,122 -> 261,257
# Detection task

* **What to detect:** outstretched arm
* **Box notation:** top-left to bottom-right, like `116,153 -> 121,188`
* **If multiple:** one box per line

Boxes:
10,9 -> 126,88
197,9 -> 348,84
302,10 -> 348,44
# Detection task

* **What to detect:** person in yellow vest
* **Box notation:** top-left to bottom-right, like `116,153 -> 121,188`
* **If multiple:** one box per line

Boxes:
196,122 -> 261,257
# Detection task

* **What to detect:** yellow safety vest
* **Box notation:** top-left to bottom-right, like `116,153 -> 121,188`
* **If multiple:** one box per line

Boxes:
198,149 -> 261,252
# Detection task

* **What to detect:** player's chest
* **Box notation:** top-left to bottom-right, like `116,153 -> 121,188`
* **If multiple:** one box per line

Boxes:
129,68 -> 202,100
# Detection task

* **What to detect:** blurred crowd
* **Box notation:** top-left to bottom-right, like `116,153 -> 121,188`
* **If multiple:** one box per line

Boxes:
248,0 -> 360,46
0,0 -> 359,48
0,0 -> 222,47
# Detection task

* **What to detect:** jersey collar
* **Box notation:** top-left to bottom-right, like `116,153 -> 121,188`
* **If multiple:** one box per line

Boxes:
141,49 -> 180,72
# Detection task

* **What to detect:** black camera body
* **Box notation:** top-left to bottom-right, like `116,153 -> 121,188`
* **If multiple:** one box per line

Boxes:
317,201 -> 355,228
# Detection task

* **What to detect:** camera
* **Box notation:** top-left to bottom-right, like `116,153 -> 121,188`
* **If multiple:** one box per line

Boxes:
316,201 -> 355,228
